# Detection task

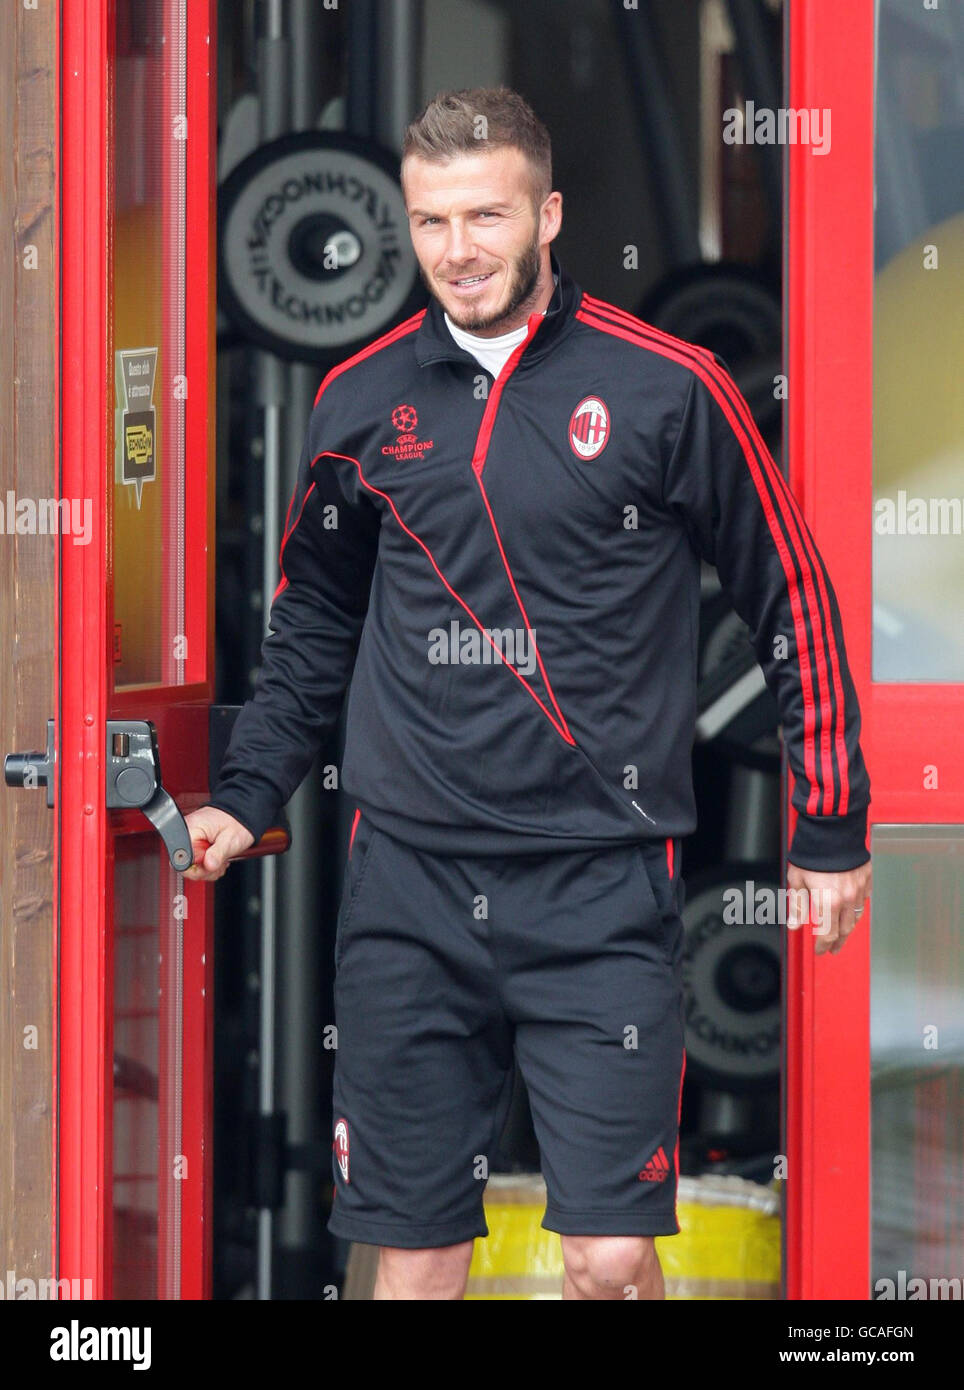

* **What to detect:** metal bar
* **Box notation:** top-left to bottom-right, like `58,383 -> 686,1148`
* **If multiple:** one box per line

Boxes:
345,0 -> 378,138
612,1 -> 701,266
375,0 -> 424,153
253,0 -> 290,1304
725,0 -> 783,241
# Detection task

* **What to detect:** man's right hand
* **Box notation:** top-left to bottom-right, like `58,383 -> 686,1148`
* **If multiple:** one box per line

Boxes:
183,806 -> 256,881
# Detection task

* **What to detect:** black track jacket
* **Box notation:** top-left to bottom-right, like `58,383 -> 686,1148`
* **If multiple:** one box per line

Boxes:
209,255 -> 871,871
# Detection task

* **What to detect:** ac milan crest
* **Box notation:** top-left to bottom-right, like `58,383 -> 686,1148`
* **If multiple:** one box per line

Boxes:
568,396 -> 611,460
334,1118 -> 350,1183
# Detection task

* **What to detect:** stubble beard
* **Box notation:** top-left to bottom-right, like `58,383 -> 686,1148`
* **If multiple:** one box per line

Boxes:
427,232 -> 544,335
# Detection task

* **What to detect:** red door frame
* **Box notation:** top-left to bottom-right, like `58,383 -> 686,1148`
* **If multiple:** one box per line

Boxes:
784,0 -> 964,1298
783,0 -> 875,1301
59,0 -> 217,1298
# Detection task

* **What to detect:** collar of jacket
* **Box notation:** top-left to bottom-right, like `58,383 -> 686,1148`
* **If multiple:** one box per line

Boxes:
414,251 -> 583,372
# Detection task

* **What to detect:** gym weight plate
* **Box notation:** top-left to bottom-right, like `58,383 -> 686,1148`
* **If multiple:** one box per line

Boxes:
218,130 -> 424,365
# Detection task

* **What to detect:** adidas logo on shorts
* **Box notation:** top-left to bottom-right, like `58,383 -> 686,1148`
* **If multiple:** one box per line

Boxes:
637,1145 -> 670,1182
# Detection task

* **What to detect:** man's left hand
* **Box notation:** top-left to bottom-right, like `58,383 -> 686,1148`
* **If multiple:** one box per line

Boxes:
786,860 -> 872,955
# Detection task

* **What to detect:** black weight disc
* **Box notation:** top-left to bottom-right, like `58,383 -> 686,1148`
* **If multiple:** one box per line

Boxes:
638,262 -> 782,370
218,130 -> 425,365
679,862 -> 783,1093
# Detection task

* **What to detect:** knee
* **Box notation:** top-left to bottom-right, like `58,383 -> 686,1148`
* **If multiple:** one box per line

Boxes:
375,1240 -> 475,1300
561,1235 -> 657,1297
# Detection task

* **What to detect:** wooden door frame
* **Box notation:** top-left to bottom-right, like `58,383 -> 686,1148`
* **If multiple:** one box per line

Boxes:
0,0 -> 59,1293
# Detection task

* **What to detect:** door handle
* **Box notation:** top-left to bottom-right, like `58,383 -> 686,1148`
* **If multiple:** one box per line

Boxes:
109,715 -> 292,872
7,716 -> 290,873
190,825 -> 291,863
5,718 -> 193,869
106,720 -> 195,870
4,719 -> 56,806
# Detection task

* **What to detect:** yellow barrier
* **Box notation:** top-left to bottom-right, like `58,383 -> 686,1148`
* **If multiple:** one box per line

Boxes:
464,1173 -> 781,1300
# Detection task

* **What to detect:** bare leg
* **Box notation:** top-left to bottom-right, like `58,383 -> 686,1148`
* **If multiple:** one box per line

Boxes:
561,1235 -> 665,1300
373,1240 -> 476,1300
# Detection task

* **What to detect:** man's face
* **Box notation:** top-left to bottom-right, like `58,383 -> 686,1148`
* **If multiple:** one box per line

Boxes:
402,147 -> 561,336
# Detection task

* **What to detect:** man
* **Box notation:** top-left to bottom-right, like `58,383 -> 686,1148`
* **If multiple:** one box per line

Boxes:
187,88 -> 871,1300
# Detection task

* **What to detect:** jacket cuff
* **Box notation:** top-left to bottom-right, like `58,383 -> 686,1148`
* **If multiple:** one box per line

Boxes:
204,794 -> 274,846
788,805 -> 871,872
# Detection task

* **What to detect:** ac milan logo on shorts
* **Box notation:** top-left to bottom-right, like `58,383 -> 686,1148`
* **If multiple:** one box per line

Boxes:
568,396 -> 611,460
391,403 -> 418,433
334,1118 -> 350,1183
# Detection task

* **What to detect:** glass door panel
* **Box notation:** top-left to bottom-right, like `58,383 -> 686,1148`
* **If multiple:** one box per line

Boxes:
872,0 -> 964,680
869,0 -> 964,1297
112,837 -> 161,1299
870,827 -> 964,1291
108,0 -> 191,1299
113,0 -> 169,689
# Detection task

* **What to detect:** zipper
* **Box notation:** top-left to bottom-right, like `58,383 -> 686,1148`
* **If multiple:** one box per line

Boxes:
466,314 -> 576,746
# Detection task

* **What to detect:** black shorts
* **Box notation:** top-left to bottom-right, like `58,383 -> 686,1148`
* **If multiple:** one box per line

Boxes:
327,814 -> 687,1248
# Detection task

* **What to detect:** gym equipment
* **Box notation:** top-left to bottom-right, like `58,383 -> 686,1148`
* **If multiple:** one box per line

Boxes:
679,863 -> 783,1094
638,262 -> 782,371
218,130 -> 424,364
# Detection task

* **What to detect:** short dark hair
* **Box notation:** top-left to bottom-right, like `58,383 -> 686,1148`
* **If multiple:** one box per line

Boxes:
402,87 -> 552,206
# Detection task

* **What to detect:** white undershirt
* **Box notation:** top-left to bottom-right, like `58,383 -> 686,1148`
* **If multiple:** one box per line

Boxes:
443,274 -> 558,378
443,316 -> 530,379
